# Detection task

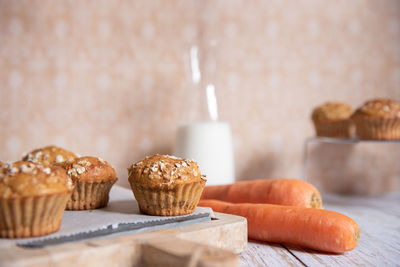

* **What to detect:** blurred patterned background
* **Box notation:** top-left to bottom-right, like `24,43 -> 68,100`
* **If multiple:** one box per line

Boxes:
1,0 -> 399,189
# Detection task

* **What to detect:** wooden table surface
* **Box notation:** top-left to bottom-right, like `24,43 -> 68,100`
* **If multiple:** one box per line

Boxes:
239,193 -> 400,266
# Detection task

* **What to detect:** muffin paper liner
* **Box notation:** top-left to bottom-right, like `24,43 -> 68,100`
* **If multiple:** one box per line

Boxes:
313,119 -> 354,138
130,180 -> 206,216
66,180 -> 116,210
0,193 -> 71,238
354,117 -> 400,140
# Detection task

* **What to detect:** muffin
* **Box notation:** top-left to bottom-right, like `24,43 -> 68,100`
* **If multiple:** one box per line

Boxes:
311,102 -> 354,138
23,145 -> 77,166
128,154 -> 206,216
61,156 -> 117,210
352,99 -> 400,140
0,161 -> 73,238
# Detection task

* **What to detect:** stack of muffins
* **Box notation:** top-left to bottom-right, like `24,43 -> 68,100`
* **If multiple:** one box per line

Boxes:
0,147 -> 206,239
0,146 -> 118,238
312,98 -> 400,140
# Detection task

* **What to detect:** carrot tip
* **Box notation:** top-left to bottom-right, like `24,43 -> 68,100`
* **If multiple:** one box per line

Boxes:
354,229 -> 360,243
311,193 -> 323,209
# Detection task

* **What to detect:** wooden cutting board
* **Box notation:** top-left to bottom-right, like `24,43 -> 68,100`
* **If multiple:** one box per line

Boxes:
0,212 -> 247,267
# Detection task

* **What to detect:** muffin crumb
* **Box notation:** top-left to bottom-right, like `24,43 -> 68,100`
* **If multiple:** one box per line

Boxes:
56,155 -> 64,163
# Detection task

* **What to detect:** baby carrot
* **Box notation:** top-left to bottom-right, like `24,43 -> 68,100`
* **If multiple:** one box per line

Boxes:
201,178 -> 323,209
199,199 -> 360,253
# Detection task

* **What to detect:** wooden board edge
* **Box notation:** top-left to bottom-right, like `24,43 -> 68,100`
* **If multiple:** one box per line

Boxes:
176,212 -> 248,254
0,213 -> 247,267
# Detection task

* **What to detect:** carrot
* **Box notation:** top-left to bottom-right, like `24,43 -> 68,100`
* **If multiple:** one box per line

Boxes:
201,178 -> 323,209
199,199 -> 360,253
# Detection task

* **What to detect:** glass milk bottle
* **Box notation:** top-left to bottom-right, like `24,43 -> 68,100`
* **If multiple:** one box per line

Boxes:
173,42 -> 235,185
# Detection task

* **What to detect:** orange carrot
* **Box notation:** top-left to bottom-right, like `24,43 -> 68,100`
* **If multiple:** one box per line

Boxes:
201,178 -> 322,209
199,199 -> 360,253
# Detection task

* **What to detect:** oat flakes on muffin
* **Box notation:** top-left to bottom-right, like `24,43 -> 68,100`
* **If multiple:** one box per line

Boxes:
0,161 -> 73,238
61,156 -> 117,210
127,154 -> 206,216
311,102 -> 354,138
23,145 -> 77,166
351,98 -> 400,140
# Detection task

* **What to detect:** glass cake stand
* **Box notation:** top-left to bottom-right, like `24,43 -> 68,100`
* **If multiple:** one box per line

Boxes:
302,137 -> 400,196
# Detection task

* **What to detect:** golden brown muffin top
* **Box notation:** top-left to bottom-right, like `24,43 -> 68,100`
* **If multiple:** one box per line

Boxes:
311,102 -> 354,122
128,154 -> 204,186
352,99 -> 400,119
23,145 -> 77,166
61,156 -> 117,183
0,161 -> 73,198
